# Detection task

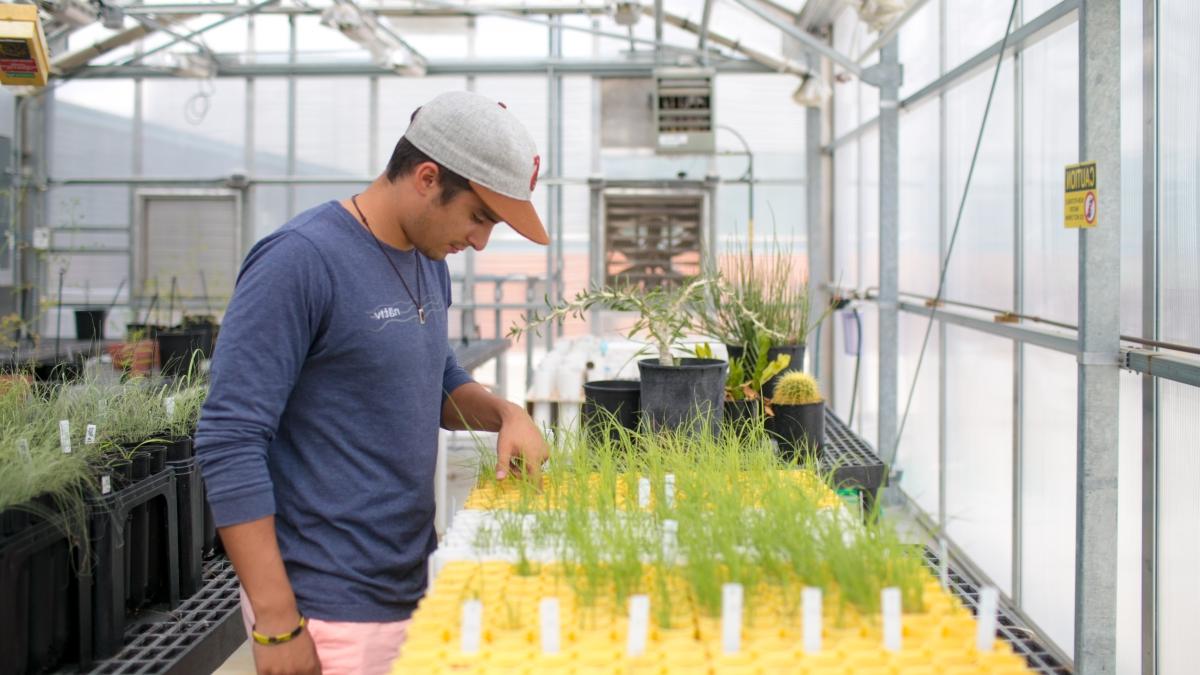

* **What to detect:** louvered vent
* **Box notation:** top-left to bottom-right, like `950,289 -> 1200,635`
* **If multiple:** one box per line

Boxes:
654,68 -> 715,154
604,193 -> 703,289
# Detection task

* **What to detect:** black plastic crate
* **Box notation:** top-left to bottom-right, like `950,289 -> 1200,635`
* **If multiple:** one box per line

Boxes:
821,410 -> 888,494
922,547 -> 1074,674
166,453 -> 204,599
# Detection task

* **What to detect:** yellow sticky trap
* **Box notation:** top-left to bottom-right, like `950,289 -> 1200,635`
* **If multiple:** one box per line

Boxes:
0,4 -> 50,87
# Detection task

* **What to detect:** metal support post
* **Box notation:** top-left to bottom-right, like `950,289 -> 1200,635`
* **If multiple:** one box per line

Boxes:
877,39 -> 901,464
546,15 -> 563,348
1140,0 -> 1158,671
1074,0 -> 1121,671
804,55 -> 828,377
285,15 -> 297,219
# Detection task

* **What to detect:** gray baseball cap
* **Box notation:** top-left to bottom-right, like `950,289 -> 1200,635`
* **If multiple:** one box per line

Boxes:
404,91 -> 549,246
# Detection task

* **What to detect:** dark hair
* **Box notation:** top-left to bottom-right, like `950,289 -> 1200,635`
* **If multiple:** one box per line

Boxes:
385,136 -> 470,204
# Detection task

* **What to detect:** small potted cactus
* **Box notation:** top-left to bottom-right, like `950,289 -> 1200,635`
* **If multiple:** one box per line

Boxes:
767,370 -> 825,460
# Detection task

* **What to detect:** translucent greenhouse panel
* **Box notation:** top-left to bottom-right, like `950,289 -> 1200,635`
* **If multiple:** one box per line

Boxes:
295,78 -> 370,176
715,74 -> 806,173
143,80 -> 247,178
252,78 -> 289,175
295,14 -> 362,56
561,76 -> 594,179
52,80 -> 135,178
47,187 -> 130,228
832,9 -> 861,136
474,16 -> 547,58
1116,370 -> 1143,674
855,304 -> 880,447
386,18 -> 469,60
944,60 -> 1014,311
1019,345 -> 1076,656
945,1 -> 1015,71
829,303 -> 877,445
1021,24 -> 1078,325
899,100 -> 940,297
1158,0 -> 1200,349
251,185 -> 288,243
833,142 -> 859,287
1159,379 -> 1200,675
376,77 -> 469,169
944,325 -> 1013,594
898,0 -> 940,100
859,129 -> 880,291
250,14 -> 292,56
1119,0 -> 1143,337
1023,0 -> 1061,22
714,183 -> 805,252
896,312 -> 940,519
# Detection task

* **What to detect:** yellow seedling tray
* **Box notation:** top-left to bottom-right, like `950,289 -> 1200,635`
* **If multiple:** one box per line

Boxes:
392,562 -> 1033,674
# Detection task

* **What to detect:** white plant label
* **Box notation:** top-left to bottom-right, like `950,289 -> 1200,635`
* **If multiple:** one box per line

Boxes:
721,583 -> 743,654
58,420 -> 71,454
17,438 -> 31,462
664,473 -> 676,508
165,396 -> 176,419
539,598 -> 560,654
460,600 -> 482,654
662,519 -> 678,562
976,587 -> 999,652
627,595 -> 650,657
802,587 -> 822,653
84,424 -> 97,445
882,587 -> 902,652
101,475 -> 112,495
637,477 -> 651,508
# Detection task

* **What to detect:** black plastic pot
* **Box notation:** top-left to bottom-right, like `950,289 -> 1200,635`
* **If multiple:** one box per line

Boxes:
143,446 -> 167,602
723,398 -> 764,429
637,358 -> 727,435
127,453 -> 151,610
74,308 -> 107,341
166,437 -> 194,462
726,343 -> 807,399
769,401 -> 825,461
583,379 -> 641,441
125,323 -> 164,340
157,327 -> 216,378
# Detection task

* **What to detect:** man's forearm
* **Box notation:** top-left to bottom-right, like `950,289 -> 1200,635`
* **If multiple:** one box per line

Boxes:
441,382 -> 522,432
221,516 -> 301,631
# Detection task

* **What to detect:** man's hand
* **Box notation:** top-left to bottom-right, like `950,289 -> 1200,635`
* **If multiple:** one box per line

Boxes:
495,404 -> 549,480
252,626 -> 321,675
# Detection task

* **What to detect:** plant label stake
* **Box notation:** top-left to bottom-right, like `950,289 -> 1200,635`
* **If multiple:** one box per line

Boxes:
17,439 -> 31,462
802,587 -> 822,653
85,424 -> 97,445
460,599 -> 482,654
664,473 -> 676,508
539,598 -> 560,654
662,519 -> 678,563
59,420 -> 71,454
882,587 -> 902,652
627,595 -> 650,657
101,475 -> 112,495
939,537 -> 949,589
638,477 -> 651,509
165,396 -> 176,420
721,583 -> 743,654
976,587 -> 999,652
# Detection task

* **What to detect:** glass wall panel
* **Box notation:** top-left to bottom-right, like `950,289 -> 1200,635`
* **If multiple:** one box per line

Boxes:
944,61 -> 1015,310
899,0 -> 940,99
899,100 -> 940,297
143,80 -> 247,178
52,81 -> 135,178
1116,370 -> 1143,674
1119,0 -> 1143,336
945,325 -> 1013,593
295,78 -> 370,176
897,312 -> 940,517
1020,345 -> 1077,655
860,129 -> 880,290
945,1 -> 1014,71
252,78 -> 289,175
1159,379 -> 1200,674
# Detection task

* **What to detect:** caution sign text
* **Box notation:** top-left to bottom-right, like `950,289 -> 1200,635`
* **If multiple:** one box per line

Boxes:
1065,161 -> 1098,229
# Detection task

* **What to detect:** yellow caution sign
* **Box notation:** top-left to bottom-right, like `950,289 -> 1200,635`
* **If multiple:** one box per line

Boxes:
1065,161 -> 1098,229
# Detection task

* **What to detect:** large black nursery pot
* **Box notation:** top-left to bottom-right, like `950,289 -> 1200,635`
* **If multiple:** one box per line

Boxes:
769,401 -> 825,462
725,343 -> 806,399
74,307 -> 107,341
723,397 -> 764,429
157,327 -> 216,378
582,379 -> 641,441
637,358 -> 727,435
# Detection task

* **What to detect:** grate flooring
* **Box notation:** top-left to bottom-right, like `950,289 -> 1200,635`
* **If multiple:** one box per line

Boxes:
922,547 -> 1072,674
86,559 -> 241,674
821,410 -> 888,492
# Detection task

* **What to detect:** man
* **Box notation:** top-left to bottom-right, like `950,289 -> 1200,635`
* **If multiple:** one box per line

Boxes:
195,91 -> 550,675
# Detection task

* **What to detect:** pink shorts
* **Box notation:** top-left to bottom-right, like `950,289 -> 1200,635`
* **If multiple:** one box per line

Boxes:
240,587 -> 411,675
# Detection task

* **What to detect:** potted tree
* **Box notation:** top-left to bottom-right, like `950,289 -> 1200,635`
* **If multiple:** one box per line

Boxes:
511,278 -> 726,435
702,243 -> 831,399
767,370 -> 825,461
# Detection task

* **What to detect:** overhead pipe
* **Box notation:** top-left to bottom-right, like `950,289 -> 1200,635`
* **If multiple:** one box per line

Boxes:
651,7 -> 813,77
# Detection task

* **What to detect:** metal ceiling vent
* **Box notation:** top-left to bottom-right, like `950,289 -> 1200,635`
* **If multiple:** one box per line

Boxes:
653,67 -> 715,154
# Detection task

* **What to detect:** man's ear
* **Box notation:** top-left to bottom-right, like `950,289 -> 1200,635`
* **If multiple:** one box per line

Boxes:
411,162 -> 441,198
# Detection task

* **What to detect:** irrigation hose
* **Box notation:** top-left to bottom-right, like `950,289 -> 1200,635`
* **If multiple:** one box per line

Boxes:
890,0 -> 1021,466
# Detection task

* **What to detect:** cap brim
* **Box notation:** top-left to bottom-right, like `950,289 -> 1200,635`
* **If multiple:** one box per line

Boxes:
470,181 -> 549,246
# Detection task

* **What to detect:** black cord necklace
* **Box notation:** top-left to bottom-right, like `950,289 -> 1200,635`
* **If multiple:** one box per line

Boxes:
351,194 -> 425,325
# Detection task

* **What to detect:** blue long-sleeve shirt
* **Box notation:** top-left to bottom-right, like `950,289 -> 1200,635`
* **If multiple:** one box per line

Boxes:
195,200 -> 473,622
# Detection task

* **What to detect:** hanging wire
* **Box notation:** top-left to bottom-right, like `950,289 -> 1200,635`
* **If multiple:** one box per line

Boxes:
891,0 -> 1021,465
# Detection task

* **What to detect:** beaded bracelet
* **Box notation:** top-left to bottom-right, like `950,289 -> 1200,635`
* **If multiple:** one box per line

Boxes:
252,615 -> 307,646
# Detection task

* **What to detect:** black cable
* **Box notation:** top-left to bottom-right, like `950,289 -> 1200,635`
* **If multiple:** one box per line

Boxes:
891,0 -> 1020,464
848,307 -> 862,428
